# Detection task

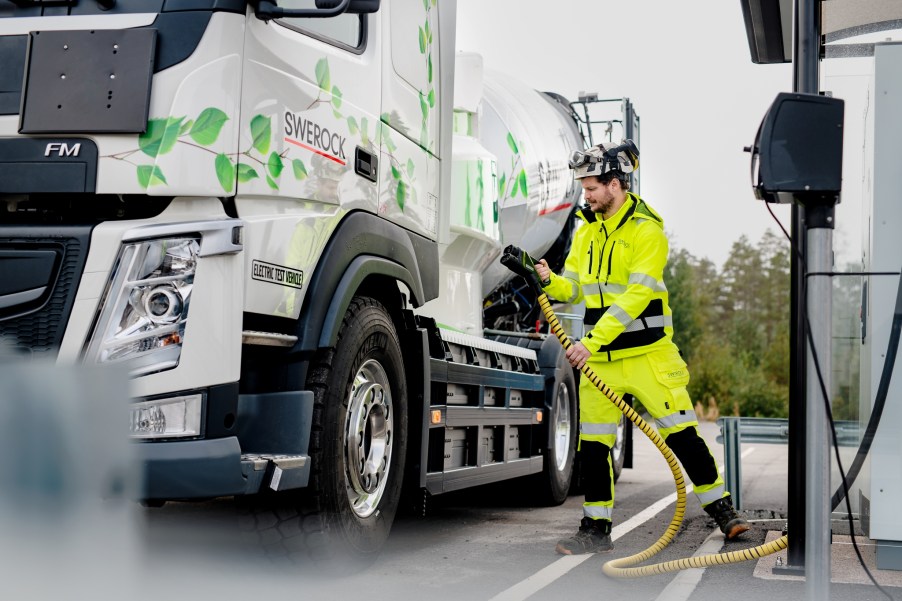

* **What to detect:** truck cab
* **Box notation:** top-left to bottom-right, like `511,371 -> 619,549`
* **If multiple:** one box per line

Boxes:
0,0 -> 631,561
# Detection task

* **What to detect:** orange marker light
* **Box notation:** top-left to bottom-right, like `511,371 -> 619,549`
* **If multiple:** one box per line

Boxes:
430,410 -> 442,425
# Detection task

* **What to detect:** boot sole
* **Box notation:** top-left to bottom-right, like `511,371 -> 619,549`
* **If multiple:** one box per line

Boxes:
725,522 -> 751,539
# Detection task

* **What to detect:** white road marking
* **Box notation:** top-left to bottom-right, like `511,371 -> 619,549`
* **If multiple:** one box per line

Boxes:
653,529 -> 726,601
488,487 -> 694,601
488,446 -> 758,601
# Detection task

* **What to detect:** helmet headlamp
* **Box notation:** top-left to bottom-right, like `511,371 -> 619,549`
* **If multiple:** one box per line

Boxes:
568,150 -> 602,169
569,139 -> 639,180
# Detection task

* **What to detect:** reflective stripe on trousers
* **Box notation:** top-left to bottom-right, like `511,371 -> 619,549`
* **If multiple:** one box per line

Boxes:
581,422 -> 618,436
655,409 -> 698,431
583,503 -> 613,520
696,484 -> 727,506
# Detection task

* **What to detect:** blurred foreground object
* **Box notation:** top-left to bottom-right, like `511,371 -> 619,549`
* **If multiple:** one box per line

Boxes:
0,359 -> 137,601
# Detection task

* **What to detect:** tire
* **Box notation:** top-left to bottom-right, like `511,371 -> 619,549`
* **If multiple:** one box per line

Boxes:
534,350 -> 578,505
307,296 -> 407,561
240,296 -> 408,566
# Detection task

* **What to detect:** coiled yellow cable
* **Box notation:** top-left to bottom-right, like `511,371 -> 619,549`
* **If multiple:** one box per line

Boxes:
537,294 -> 789,577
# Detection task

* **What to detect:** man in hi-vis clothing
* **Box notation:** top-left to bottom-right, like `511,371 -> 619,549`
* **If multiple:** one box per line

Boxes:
535,141 -> 749,555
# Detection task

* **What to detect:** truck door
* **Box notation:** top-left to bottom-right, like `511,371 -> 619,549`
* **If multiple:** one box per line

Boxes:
240,3 -> 382,209
379,0 -> 441,240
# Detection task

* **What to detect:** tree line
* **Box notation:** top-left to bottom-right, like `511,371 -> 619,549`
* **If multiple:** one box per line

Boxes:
664,229 -> 861,420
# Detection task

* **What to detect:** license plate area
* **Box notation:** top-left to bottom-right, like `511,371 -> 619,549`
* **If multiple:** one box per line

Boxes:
19,28 -> 156,134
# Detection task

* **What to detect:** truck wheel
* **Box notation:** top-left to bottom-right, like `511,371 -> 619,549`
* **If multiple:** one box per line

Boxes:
306,296 -> 407,562
535,355 -> 578,505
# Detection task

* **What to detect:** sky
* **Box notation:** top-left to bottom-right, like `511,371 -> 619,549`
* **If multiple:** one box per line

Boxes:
455,0 -> 800,269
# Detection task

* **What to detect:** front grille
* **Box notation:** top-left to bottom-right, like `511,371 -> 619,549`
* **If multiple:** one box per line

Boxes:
0,228 -> 92,359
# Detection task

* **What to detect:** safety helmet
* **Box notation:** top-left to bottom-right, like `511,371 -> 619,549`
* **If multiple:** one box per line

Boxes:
569,139 -> 639,180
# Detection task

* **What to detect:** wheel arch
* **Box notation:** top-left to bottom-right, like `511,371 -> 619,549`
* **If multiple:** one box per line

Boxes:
293,211 -> 439,353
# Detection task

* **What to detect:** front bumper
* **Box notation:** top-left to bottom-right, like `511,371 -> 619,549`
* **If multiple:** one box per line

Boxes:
137,389 -> 314,500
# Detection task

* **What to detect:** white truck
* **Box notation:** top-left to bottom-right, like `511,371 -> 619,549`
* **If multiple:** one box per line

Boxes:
0,0 -> 634,559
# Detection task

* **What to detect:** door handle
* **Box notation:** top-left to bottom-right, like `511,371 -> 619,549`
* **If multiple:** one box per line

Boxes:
355,146 -> 377,182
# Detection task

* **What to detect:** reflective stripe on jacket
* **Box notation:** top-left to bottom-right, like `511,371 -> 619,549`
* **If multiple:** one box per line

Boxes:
543,193 -> 673,361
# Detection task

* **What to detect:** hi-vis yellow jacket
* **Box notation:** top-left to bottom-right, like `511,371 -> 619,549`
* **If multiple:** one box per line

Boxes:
543,193 -> 674,361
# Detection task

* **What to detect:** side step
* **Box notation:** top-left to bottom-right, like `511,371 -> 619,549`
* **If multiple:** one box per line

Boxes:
241,331 -> 298,347
240,453 -> 310,492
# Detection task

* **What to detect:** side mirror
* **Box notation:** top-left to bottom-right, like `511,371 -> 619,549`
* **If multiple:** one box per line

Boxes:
748,92 -> 844,205
253,0 -> 380,21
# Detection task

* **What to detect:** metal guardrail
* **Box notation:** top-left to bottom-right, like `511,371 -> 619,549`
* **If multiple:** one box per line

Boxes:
715,417 -> 861,446
714,417 -> 862,511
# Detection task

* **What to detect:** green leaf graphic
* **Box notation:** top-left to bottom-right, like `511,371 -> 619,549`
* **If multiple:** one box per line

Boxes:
391,164 -> 401,180
215,153 -> 235,193
190,108 -> 228,146
138,119 -> 166,157
179,119 -> 193,136
419,93 -> 429,120
465,167 -> 472,227
418,27 -> 426,54
136,165 -> 167,188
292,159 -> 308,180
360,116 -> 370,145
161,117 -> 184,155
237,163 -> 258,183
427,55 -> 433,83
331,86 -> 342,109
422,0 -> 428,9
396,181 -> 406,211
382,124 -> 397,153
152,167 -> 168,186
137,165 -> 151,188
267,152 -> 284,179
427,89 -> 435,108
519,169 -> 528,197
511,174 -> 519,198
315,58 -> 331,92
139,117 -> 183,158
347,116 -> 359,135
266,175 -> 278,190
506,132 -> 519,155
498,173 -> 506,198
406,158 -> 415,179
250,114 -> 271,156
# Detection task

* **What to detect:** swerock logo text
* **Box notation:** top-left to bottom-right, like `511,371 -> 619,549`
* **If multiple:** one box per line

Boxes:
284,111 -> 347,166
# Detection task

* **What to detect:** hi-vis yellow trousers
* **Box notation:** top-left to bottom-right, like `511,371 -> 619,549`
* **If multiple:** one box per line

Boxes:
578,343 -> 727,522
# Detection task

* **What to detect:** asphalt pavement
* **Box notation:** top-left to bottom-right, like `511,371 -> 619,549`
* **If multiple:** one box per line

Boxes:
3,418 -> 900,601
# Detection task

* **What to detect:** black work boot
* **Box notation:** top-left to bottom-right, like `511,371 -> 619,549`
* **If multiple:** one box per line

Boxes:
555,517 -> 614,555
704,496 -> 750,539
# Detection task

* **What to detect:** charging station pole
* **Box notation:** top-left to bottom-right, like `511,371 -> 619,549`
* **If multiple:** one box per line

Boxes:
785,0 -> 821,574
750,90 -> 842,600
804,203 -> 833,600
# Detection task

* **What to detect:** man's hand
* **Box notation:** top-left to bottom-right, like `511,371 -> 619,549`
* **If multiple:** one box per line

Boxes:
535,259 -> 551,286
566,341 -> 592,368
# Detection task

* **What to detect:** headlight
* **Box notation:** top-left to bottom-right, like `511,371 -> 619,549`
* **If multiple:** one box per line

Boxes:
130,394 -> 203,439
85,237 -> 199,377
